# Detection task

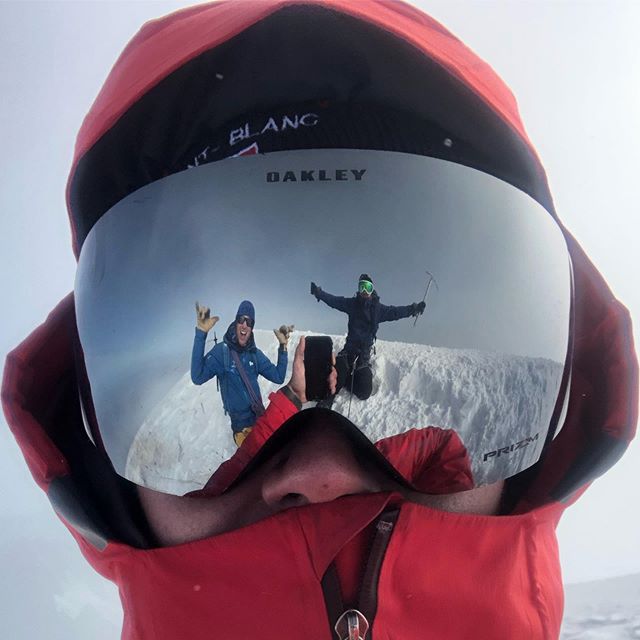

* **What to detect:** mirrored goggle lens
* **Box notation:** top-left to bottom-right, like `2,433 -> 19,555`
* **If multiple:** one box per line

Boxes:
75,150 -> 572,496
359,281 -> 373,294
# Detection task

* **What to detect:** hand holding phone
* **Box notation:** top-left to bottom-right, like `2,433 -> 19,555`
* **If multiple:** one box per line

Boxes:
287,336 -> 336,403
303,336 -> 334,401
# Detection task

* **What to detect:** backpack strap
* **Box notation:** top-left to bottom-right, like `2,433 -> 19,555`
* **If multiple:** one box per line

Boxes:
230,349 -> 266,417
218,343 -> 230,415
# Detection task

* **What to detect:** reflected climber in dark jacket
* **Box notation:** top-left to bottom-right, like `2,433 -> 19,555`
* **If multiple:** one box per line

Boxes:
310,274 -> 425,401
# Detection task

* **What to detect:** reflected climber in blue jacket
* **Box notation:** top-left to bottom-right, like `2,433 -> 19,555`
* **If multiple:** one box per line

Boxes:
191,300 -> 292,446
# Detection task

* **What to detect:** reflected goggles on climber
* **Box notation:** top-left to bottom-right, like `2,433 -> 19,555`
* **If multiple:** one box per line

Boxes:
359,280 -> 374,295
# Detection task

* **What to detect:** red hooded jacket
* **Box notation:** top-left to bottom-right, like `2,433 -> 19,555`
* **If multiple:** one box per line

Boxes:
2,2 -> 638,639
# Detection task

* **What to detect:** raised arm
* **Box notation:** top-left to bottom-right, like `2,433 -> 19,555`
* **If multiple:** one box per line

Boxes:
378,300 -> 425,322
256,346 -> 288,384
310,281 -> 353,313
190,329 -> 224,384
191,301 -> 222,384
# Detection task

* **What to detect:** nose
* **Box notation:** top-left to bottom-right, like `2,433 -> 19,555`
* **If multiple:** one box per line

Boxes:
260,424 -> 382,510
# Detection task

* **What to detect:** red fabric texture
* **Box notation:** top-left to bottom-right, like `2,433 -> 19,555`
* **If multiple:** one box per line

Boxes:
377,427 -> 474,493
1,294 -> 75,490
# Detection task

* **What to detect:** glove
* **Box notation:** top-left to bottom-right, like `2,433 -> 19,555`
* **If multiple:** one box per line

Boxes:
310,282 -> 321,298
195,301 -> 219,333
411,301 -> 426,317
274,324 -> 295,349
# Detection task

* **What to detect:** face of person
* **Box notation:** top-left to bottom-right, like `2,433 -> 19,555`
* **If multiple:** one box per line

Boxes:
235,317 -> 253,347
137,414 -> 504,547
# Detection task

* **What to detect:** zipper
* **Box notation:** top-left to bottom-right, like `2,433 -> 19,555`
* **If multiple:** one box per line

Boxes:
322,508 -> 400,640
334,609 -> 369,640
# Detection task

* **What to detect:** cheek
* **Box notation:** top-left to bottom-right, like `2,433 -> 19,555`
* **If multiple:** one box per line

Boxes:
137,487 -> 228,546
405,480 -> 505,516
137,482 -> 272,546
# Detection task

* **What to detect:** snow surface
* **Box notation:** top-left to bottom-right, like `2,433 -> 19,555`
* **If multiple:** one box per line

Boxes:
126,330 -> 563,494
561,573 -> 640,639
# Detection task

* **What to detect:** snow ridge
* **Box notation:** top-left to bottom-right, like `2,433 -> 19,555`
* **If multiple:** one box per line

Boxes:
562,573 -> 640,639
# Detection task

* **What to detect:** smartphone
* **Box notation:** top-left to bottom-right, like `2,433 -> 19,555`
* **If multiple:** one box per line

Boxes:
304,336 -> 334,401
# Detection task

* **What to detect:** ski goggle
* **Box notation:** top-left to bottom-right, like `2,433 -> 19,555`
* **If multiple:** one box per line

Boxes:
75,150 -> 572,496
236,315 -> 255,328
358,280 -> 374,294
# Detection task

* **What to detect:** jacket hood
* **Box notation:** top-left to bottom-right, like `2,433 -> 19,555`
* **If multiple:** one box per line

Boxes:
2,0 -> 638,637
66,0 -> 556,257
236,299 -> 255,322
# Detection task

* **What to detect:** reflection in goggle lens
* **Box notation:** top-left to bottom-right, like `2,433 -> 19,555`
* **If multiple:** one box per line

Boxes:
75,150 -> 572,497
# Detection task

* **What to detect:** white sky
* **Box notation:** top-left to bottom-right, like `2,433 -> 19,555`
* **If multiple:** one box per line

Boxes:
0,1 -> 639,636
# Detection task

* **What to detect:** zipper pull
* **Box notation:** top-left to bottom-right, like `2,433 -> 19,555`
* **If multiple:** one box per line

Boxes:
334,609 -> 369,640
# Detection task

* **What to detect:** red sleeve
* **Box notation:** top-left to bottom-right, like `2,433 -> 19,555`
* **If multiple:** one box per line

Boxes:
375,427 -> 474,494
197,391 -> 298,495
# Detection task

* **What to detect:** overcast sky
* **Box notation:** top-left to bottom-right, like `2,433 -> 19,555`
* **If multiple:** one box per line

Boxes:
1,1 -> 639,637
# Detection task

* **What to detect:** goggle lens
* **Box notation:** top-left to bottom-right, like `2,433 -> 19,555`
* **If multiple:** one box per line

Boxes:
75,150 -> 572,497
359,281 -> 373,294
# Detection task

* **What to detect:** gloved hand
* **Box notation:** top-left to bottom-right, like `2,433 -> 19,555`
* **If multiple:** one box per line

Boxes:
274,324 -> 295,350
195,301 -> 219,333
411,301 -> 426,317
310,281 -> 321,298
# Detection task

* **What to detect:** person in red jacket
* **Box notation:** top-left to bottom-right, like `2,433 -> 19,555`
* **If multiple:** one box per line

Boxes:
2,2 -> 637,639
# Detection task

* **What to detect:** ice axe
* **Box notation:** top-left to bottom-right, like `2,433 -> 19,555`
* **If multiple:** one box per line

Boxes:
413,269 -> 439,326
